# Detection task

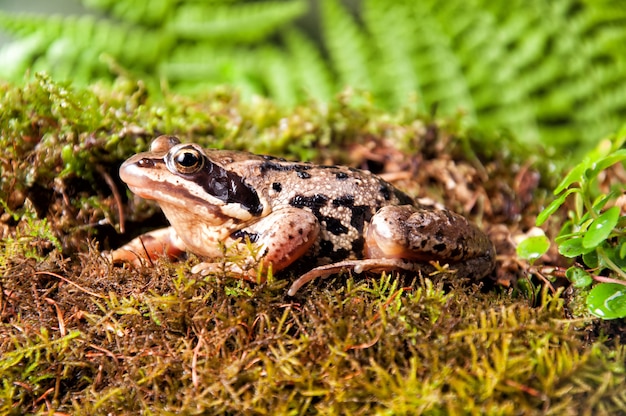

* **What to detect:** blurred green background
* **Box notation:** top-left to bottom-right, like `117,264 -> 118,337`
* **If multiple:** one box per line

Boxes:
1,0 -> 625,158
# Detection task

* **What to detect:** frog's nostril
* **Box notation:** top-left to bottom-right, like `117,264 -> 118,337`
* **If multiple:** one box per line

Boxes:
137,158 -> 155,168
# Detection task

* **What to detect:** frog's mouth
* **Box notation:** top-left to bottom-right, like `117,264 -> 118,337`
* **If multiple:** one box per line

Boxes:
120,156 -> 203,204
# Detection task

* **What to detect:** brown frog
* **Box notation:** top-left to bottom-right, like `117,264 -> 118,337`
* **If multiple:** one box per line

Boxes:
111,135 -> 495,295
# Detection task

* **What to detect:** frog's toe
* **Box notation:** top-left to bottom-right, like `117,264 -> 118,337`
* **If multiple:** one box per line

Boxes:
108,247 -> 147,267
287,261 -> 357,296
110,227 -> 187,267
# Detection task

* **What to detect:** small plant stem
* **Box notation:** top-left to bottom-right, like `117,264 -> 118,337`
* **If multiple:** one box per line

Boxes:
592,274 -> 626,286
581,182 -> 598,221
597,246 -> 626,280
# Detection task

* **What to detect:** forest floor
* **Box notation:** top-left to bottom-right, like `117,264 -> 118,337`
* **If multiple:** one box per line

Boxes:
1,77 -> 625,414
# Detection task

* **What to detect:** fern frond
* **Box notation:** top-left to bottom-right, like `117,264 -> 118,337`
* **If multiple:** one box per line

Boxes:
361,1 -> 422,111
256,46 -> 299,108
0,33 -> 48,80
169,1 -> 307,42
408,2 -> 477,119
438,2 -> 546,138
0,11 -> 170,84
321,0 -> 372,94
161,43 -> 273,104
80,0 -> 175,26
283,28 -> 334,103
353,0 -> 626,147
0,10 -> 65,39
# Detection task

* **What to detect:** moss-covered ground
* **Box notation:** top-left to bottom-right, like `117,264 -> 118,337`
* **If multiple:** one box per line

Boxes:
1,75 -> 625,414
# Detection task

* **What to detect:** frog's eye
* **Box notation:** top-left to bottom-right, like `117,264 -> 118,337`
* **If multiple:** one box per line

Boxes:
172,147 -> 204,174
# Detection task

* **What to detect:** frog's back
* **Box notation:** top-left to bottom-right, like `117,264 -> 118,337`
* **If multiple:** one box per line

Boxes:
222,153 -> 416,262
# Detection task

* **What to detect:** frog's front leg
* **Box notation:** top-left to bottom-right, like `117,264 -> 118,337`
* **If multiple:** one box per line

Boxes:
288,205 -> 495,296
192,207 -> 320,282
110,227 -> 187,266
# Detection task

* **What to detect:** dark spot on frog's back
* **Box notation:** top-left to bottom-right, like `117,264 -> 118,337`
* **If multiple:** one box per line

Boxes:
318,240 -> 350,262
260,160 -> 312,173
379,184 -> 391,200
272,182 -> 282,193
323,217 -> 349,235
290,194 -> 329,210
351,236 -> 365,254
335,171 -> 349,180
332,195 -> 355,207
432,243 -> 447,253
262,154 -> 287,162
350,205 -> 373,233
296,170 -> 311,179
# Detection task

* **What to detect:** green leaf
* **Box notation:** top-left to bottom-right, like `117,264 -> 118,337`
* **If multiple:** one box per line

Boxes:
587,149 -> 626,178
583,206 -> 620,249
590,191 -> 622,216
587,282 -> 626,319
615,123 -> 626,148
536,189 -> 578,226
598,244 -> 626,271
582,250 -> 599,269
552,140 -> 622,195
516,235 -> 550,263
565,267 -> 593,288
558,236 -> 596,258
553,160 -> 592,195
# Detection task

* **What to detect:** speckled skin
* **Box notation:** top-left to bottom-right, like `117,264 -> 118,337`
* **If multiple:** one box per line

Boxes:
112,136 -> 495,294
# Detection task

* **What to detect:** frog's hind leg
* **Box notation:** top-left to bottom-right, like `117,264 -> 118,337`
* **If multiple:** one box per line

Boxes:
287,255 -> 491,296
365,205 -> 493,262
288,203 -> 495,295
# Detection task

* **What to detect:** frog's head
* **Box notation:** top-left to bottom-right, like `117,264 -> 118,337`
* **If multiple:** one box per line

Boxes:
120,135 -> 263,223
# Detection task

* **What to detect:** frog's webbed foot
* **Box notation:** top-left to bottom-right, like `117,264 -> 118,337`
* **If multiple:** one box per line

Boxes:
191,261 -> 265,283
287,258 -> 430,296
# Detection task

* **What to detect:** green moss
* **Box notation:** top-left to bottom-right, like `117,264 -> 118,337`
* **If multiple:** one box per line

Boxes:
0,75 -> 624,414
4,266 -> 625,413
